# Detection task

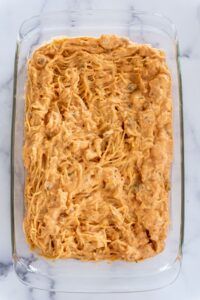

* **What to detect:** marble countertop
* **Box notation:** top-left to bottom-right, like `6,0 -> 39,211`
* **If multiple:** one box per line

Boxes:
0,0 -> 199,299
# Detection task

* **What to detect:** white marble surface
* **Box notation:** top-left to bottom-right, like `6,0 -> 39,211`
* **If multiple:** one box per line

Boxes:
0,0 -> 199,299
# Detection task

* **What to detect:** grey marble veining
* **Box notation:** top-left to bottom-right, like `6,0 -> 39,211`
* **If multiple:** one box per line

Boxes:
0,262 -> 12,278
0,0 -> 199,299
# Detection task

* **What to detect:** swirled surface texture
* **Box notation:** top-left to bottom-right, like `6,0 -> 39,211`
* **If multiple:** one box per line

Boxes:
23,35 -> 172,261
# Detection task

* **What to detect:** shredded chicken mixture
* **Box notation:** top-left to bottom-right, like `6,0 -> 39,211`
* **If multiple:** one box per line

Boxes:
23,35 -> 173,261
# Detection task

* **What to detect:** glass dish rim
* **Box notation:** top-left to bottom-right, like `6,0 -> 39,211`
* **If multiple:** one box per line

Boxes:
11,9 -> 185,292
18,9 -> 178,42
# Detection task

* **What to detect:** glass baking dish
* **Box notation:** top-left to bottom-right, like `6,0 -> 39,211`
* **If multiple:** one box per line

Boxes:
11,10 -> 184,293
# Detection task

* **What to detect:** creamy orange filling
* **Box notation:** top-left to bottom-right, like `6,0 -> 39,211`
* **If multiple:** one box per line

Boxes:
23,35 -> 172,261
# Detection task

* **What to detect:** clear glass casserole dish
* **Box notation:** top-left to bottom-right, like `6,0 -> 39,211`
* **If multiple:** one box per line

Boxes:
11,10 -> 184,293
